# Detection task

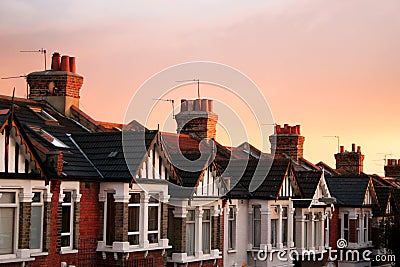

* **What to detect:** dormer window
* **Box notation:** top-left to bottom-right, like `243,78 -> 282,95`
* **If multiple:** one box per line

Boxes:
29,106 -> 58,124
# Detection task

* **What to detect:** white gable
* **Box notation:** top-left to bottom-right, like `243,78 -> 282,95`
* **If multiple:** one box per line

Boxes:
311,171 -> 331,205
280,175 -> 294,197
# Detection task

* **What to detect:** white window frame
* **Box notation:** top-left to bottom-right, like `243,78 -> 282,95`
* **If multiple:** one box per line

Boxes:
363,213 -> 368,243
30,191 -> 44,252
147,193 -> 160,244
0,191 -> 18,258
60,191 -> 74,251
304,213 -> 310,250
356,214 -> 360,243
227,206 -> 236,251
202,209 -> 211,254
186,209 -> 196,256
282,207 -> 288,247
128,192 -> 140,246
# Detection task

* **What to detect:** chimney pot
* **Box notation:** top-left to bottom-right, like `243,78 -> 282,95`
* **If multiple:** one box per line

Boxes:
69,57 -> 76,73
194,99 -> 201,111
201,99 -> 208,111
60,56 -> 70,72
296,125 -> 300,135
357,146 -> 361,153
352,143 -> 356,152
208,99 -> 213,112
340,146 -> 344,153
51,52 -> 61,71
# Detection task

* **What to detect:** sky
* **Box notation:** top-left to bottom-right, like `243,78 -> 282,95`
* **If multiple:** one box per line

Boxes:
0,0 -> 399,175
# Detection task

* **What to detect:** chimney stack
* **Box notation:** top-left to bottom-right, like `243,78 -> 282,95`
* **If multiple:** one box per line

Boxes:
175,98 -> 218,140
269,124 -> 305,160
334,143 -> 364,174
27,52 -> 83,117
384,159 -> 400,179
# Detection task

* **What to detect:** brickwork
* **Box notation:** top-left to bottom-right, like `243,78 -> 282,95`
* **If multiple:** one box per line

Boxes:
27,72 -> 83,98
114,202 -> 129,242
329,209 -> 340,249
349,219 -> 357,243
335,144 -> 364,174
18,202 -> 31,249
384,159 -> 400,178
269,124 -> 305,160
167,208 -> 185,253
161,203 -> 168,239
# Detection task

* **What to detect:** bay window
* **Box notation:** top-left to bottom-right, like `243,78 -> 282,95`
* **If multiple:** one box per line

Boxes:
202,209 -> 211,254
0,192 -> 16,255
186,210 -> 195,256
31,191 -> 44,251
128,193 -> 140,245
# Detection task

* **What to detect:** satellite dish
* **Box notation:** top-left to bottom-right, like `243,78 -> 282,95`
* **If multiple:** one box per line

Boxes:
48,82 -> 55,95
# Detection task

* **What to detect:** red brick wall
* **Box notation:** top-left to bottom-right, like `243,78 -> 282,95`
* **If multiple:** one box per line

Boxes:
329,209 -> 340,249
27,72 -> 83,98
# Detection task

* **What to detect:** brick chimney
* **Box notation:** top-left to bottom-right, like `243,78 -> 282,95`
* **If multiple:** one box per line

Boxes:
269,124 -> 305,160
334,144 -> 364,174
175,99 -> 218,140
27,52 -> 83,117
384,159 -> 400,179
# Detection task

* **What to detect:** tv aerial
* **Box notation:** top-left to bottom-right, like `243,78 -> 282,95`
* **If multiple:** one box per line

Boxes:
323,135 -> 340,153
176,79 -> 200,98
20,48 -> 47,70
1,75 -> 28,99
153,98 -> 175,119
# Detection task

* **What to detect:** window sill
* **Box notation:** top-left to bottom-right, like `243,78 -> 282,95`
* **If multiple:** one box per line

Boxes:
0,256 -> 34,264
60,249 -> 78,255
31,251 -> 49,257
227,249 -> 237,254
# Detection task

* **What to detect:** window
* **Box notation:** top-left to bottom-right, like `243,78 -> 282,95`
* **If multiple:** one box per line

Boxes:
325,213 -> 330,247
271,219 -> 278,247
202,209 -> 211,254
343,213 -> 349,242
314,213 -> 321,248
253,205 -> 261,248
0,192 -> 16,255
128,193 -> 140,245
282,207 -> 288,247
304,213 -> 310,249
61,192 -> 73,248
148,194 -> 159,244
106,193 -> 115,246
228,206 -> 236,250
186,210 -> 195,256
356,214 -> 360,243
363,214 -> 368,242
31,191 -> 44,250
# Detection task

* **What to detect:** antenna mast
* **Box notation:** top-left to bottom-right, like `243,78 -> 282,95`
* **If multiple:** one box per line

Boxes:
20,48 -> 47,70
153,98 -> 175,119
323,135 -> 340,153
176,79 -> 200,98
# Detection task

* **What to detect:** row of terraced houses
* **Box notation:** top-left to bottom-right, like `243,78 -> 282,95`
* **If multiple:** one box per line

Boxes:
0,52 -> 398,267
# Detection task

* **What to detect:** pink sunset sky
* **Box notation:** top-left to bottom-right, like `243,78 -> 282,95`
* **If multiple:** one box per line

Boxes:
0,0 -> 399,175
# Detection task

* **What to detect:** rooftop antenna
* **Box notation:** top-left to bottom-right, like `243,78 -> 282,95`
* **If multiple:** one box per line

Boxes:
176,79 -> 200,98
153,98 -> 175,119
323,135 -> 340,153
1,75 -> 28,99
20,48 -> 47,70
377,153 -> 393,166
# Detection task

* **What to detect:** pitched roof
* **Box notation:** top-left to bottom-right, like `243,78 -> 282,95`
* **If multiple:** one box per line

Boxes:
224,157 -> 291,199
72,131 -> 158,181
295,170 -> 322,198
326,174 -> 370,206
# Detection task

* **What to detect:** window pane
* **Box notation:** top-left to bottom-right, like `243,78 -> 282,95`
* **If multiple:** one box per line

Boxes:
202,221 -> 211,254
61,235 -> 70,247
271,219 -> 277,247
0,208 -> 14,254
149,194 -> 159,203
282,219 -> 288,246
148,233 -> 158,244
254,220 -> 261,247
344,214 -> 348,228
61,206 -> 71,233
0,192 -> 15,204
148,206 -> 158,231
63,192 -> 72,203
187,210 -> 195,221
30,206 -> 42,249
128,234 -> 139,245
129,193 -> 140,204
253,206 -> 261,219
32,192 -> 41,203
203,209 -> 210,221
128,206 -> 140,232
186,223 -> 195,256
